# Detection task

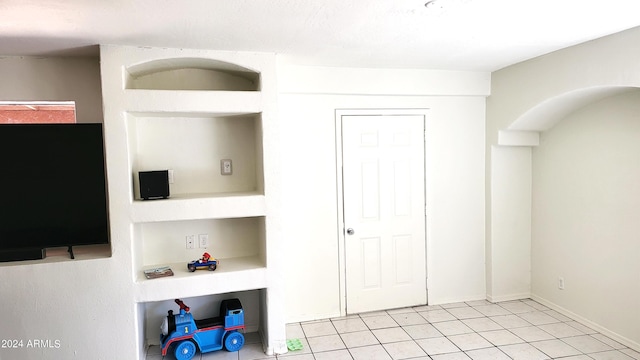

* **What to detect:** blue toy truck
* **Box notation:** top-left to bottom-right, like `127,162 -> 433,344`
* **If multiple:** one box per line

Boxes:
160,298 -> 245,360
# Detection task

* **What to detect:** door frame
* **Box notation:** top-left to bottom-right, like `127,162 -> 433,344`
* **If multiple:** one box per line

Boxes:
335,108 -> 430,316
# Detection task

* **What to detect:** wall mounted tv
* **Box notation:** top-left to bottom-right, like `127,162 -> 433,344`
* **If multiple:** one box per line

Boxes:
0,123 -> 109,262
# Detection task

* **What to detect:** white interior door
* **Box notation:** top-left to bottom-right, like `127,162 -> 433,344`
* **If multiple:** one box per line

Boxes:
342,114 -> 426,314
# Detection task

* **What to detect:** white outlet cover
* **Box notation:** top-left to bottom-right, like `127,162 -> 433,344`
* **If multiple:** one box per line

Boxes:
220,159 -> 232,175
186,235 -> 196,249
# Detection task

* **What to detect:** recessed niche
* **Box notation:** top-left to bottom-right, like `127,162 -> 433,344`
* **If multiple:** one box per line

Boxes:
127,112 -> 264,199
125,58 -> 260,91
141,289 -> 264,347
137,217 -> 265,269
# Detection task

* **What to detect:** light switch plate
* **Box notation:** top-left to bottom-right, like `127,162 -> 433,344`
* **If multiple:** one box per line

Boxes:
198,234 -> 209,248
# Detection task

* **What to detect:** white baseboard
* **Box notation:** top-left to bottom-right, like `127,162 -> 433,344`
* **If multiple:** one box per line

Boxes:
427,294 -> 487,306
486,292 -> 531,303
531,294 -> 640,352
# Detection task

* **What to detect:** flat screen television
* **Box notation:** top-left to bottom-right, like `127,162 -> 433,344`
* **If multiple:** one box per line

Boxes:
0,123 -> 109,262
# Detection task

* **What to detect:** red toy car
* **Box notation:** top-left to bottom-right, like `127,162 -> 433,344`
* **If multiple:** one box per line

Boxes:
187,252 -> 218,272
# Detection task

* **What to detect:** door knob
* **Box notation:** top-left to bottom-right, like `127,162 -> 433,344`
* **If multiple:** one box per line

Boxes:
346,228 -> 355,235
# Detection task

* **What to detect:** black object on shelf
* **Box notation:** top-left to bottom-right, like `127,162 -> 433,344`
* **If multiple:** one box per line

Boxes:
139,170 -> 170,200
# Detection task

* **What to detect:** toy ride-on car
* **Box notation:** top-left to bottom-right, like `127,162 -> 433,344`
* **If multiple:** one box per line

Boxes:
161,298 -> 246,360
187,252 -> 218,272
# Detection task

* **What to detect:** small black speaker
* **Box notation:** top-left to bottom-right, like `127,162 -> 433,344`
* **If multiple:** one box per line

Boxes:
139,170 -> 170,200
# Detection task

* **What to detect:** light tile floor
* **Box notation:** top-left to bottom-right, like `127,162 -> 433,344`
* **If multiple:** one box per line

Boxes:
147,299 -> 640,360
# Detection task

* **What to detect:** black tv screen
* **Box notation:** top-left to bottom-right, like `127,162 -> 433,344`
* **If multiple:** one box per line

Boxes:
0,123 -> 109,261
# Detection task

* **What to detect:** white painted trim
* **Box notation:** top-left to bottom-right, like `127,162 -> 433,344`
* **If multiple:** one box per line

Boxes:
486,292 -> 531,303
427,294 -> 488,306
498,130 -> 540,146
335,108 -> 430,315
335,110 -> 347,317
531,295 -> 640,352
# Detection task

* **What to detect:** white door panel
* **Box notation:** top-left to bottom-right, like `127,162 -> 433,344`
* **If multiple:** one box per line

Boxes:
342,114 -> 426,314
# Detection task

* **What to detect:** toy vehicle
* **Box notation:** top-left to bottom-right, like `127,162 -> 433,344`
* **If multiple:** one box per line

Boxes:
160,298 -> 245,360
187,252 -> 218,272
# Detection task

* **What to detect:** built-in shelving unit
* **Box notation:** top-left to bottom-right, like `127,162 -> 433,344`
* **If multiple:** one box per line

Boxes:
100,45 -> 285,360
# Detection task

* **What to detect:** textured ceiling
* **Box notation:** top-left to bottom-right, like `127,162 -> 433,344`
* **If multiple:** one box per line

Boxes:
1,0 -> 640,71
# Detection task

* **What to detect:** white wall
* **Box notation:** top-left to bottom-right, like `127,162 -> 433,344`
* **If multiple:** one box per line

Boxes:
278,65 -> 489,321
488,146 -> 532,302
532,91 -> 640,348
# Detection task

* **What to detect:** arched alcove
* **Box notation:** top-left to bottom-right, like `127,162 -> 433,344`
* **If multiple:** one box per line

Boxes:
508,86 -> 637,132
487,26 -> 640,347
490,86 -> 640,348
125,57 -> 260,91
498,86 -> 638,146
489,85 -> 639,302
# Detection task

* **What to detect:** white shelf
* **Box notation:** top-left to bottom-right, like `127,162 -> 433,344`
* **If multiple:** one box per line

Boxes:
134,256 -> 267,302
123,90 -> 263,115
131,192 -> 266,223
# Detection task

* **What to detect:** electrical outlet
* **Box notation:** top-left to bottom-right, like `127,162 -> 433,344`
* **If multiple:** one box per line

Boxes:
220,159 -> 232,175
198,234 -> 209,248
186,235 -> 195,249
558,277 -> 565,290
